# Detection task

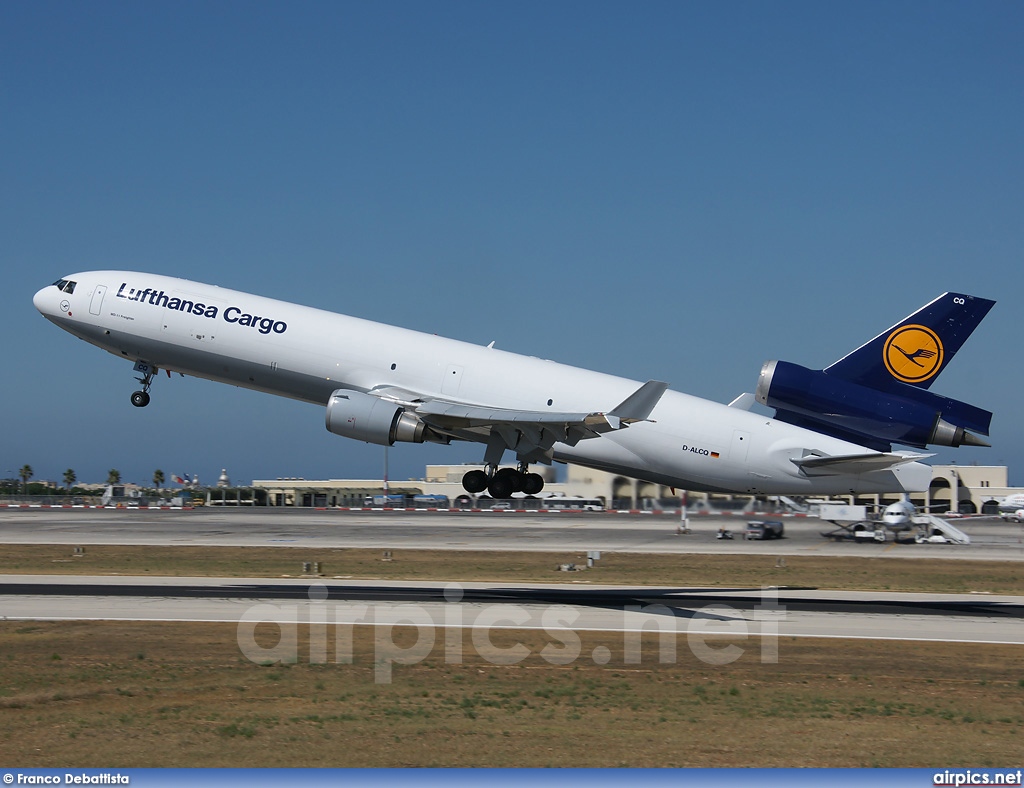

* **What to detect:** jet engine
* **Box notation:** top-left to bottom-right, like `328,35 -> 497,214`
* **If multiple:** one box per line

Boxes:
325,389 -> 447,446
754,360 -> 991,451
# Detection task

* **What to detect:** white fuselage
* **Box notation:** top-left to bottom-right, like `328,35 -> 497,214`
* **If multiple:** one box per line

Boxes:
33,271 -> 932,495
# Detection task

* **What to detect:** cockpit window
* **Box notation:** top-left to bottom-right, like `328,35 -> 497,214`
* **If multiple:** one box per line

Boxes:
51,279 -> 76,294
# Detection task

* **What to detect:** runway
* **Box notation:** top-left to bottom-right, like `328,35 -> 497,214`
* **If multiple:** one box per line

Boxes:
3,507 -> 1024,560
2,574 -> 1023,647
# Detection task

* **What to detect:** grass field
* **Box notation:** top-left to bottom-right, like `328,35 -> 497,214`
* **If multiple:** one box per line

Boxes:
2,545 -> 1024,766
2,622 -> 1024,767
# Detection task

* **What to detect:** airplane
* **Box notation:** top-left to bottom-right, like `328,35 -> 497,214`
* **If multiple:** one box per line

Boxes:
997,493 -> 1024,513
33,274 -> 994,499
881,499 -> 918,529
816,497 -> 972,545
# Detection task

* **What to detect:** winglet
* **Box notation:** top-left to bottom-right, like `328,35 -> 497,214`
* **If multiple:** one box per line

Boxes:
728,392 -> 756,410
609,380 -> 668,423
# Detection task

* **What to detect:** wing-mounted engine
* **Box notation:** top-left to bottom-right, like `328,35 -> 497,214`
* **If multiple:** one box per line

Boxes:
325,389 -> 448,446
755,360 -> 991,451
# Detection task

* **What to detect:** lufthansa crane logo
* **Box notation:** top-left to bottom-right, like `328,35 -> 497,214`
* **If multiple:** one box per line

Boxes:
883,324 -> 944,383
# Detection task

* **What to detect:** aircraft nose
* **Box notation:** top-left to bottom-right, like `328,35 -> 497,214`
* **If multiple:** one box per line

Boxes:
33,286 -> 51,315
33,284 -> 63,319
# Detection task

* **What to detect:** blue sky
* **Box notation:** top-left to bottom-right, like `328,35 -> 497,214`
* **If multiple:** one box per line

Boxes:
3,1 -> 1022,488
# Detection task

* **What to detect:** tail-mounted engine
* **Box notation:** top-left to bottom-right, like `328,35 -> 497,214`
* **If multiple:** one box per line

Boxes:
325,389 -> 447,446
755,360 -> 991,451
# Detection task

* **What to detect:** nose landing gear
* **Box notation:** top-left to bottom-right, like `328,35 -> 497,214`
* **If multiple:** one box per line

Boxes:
131,361 -> 156,408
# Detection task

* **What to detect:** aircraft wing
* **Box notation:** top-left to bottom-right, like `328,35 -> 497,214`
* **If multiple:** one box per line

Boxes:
415,400 -> 615,430
792,451 -> 933,476
371,380 -> 668,462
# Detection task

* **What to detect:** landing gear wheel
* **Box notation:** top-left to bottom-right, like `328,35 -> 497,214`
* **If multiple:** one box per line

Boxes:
462,469 -> 488,494
494,467 -> 525,493
522,472 -> 545,495
487,474 -> 514,499
131,361 -> 157,409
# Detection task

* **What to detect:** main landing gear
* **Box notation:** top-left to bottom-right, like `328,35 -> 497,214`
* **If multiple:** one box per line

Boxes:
130,361 -> 156,408
462,463 -> 545,499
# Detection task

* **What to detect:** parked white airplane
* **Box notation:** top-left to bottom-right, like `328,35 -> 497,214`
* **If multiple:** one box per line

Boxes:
998,494 -> 1024,513
882,499 -> 918,528
34,273 -> 994,498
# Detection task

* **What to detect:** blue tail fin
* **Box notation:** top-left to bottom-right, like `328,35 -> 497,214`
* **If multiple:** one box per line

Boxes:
825,292 -> 995,392
758,292 -> 995,450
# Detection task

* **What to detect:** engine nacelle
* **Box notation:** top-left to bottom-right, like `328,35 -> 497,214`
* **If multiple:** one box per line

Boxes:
755,360 -> 990,450
325,389 -> 444,446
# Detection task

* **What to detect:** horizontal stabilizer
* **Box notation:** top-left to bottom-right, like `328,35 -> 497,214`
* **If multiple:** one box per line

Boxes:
792,451 -> 933,476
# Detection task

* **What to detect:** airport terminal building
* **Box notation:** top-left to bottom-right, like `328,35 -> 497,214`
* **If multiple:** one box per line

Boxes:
250,463 -> 1017,514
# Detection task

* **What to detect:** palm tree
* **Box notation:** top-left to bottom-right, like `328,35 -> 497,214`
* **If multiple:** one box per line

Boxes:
63,469 -> 76,490
19,464 -> 33,495
153,469 -> 165,490
107,469 -> 121,486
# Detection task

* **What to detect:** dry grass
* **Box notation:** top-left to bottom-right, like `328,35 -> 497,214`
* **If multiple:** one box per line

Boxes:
2,621 -> 1024,767
3,544 -> 1024,594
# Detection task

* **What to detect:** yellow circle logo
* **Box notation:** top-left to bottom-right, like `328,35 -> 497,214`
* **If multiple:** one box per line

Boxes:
883,325 -> 944,383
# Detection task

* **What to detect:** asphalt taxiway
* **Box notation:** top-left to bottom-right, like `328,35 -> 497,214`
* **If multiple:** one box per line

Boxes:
2,575 -> 1023,646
